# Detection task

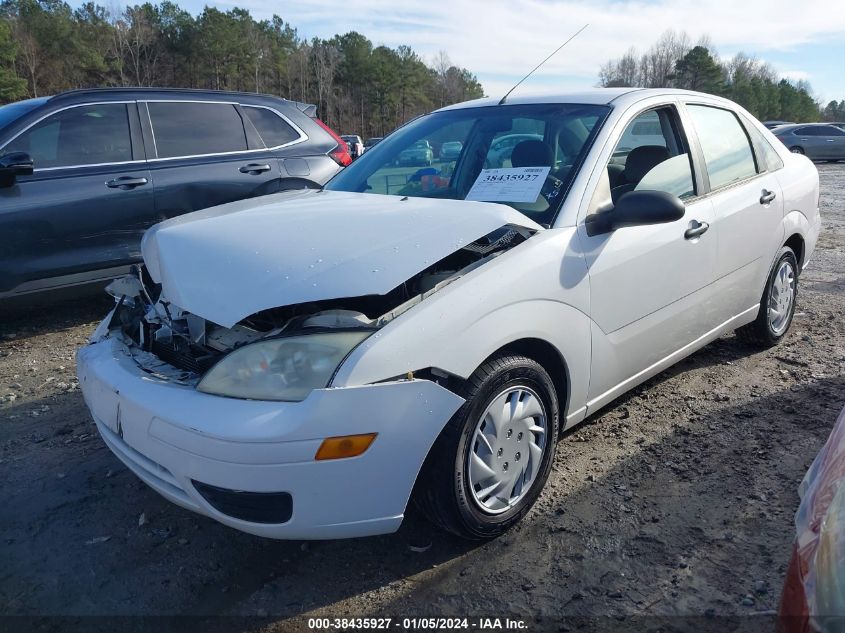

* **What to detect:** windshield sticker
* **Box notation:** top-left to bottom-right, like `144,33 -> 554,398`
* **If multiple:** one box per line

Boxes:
465,166 -> 551,203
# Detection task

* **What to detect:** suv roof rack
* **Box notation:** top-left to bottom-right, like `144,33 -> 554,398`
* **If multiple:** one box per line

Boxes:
47,87 -> 316,114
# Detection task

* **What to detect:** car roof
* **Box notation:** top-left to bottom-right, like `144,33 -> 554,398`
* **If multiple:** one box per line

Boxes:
43,87 -> 316,114
435,87 -> 743,112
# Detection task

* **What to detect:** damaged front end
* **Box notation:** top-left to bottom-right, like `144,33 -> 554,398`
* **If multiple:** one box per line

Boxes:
99,224 -> 535,399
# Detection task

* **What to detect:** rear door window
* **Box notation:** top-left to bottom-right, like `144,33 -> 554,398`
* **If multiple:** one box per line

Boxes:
4,103 -> 132,169
740,116 -> 784,172
148,102 -> 248,158
818,126 -> 845,137
687,105 -> 757,190
243,106 -> 301,148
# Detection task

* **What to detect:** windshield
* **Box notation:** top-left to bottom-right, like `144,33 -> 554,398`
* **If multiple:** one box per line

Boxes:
0,98 -> 47,137
326,103 -> 610,225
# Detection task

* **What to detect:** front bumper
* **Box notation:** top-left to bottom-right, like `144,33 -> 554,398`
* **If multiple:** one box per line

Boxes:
77,337 -> 464,539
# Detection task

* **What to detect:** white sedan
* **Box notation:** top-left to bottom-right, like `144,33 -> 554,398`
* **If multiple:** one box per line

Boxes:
78,88 -> 821,540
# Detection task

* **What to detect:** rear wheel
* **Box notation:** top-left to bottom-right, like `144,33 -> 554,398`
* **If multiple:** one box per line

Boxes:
789,146 -> 804,155
414,354 -> 559,539
737,246 -> 798,347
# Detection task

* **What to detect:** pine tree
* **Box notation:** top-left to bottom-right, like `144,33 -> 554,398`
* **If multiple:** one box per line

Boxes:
671,46 -> 722,93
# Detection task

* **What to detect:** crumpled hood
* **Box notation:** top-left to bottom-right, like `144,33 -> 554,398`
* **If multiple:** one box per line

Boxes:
141,189 -> 542,327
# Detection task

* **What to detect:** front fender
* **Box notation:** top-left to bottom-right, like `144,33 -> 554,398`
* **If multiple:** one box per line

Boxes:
332,229 -> 593,423
335,298 -> 592,422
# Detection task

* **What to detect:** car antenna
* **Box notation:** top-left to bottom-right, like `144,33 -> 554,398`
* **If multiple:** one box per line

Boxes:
498,24 -> 589,105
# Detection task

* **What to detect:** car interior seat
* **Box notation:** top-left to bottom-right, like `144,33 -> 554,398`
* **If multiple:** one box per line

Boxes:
511,140 -> 554,168
610,145 -> 669,202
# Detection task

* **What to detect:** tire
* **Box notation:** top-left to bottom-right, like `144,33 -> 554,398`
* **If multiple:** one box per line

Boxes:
736,246 -> 798,347
789,146 -> 804,155
413,353 -> 560,539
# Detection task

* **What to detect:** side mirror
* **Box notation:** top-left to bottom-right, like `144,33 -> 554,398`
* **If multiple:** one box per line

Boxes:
0,152 -> 34,188
585,190 -> 685,236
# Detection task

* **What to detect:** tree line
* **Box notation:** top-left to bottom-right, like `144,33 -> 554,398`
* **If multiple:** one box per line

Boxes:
599,30 -> 829,123
0,0 -> 484,137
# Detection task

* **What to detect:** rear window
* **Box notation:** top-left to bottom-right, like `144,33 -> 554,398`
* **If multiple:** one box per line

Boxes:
148,102 -> 248,158
687,105 -> 757,190
243,106 -> 301,148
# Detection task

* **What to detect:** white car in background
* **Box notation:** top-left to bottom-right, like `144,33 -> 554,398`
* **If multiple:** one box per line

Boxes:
340,135 -> 364,159
78,88 -> 820,540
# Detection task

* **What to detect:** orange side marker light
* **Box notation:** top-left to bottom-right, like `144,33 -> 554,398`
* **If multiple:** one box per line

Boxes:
315,433 -> 377,460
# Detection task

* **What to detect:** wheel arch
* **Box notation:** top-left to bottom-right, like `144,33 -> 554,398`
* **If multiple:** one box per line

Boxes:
780,208 -> 813,273
435,337 -> 570,431
495,337 -> 570,425
784,233 -> 805,269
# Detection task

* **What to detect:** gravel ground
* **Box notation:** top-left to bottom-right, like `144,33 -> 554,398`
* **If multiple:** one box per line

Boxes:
1,165 -> 844,630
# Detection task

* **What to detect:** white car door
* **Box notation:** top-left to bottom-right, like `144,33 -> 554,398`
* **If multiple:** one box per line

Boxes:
683,104 -> 785,318
578,104 -> 720,412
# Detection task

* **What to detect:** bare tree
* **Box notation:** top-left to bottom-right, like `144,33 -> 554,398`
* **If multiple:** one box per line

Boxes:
432,49 -> 450,106
244,20 -> 267,92
600,30 -> 691,88
113,6 -> 159,86
7,16 -> 39,96
312,40 -> 340,123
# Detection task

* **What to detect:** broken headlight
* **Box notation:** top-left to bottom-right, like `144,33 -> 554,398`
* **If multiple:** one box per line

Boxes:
196,331 -> 371,402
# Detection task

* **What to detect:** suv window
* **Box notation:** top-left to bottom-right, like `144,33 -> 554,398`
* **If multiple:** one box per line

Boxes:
606,107 -> 695,202
243,106 -> 301,148
148,102 -> 248,158
687,105 -> 757,190
4,103 -> 132,169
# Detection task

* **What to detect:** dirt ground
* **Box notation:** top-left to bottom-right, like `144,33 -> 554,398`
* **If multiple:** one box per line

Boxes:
1,165 -> 844,630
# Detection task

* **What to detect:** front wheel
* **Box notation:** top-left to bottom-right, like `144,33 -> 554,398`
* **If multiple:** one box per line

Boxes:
736,246 -> 798,347
413,354 -> 559,539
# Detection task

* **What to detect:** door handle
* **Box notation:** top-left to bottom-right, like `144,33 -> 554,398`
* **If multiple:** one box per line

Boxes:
760,189 -> 777,205
106,176 -> 148,190
239,163 -> 272,174
684,220 -> 709,240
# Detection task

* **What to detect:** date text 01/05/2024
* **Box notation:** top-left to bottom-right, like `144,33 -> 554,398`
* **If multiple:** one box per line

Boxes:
306,617 -> 528,630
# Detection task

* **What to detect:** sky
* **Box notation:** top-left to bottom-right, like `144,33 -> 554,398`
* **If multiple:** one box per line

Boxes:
99,0 -> 845,104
